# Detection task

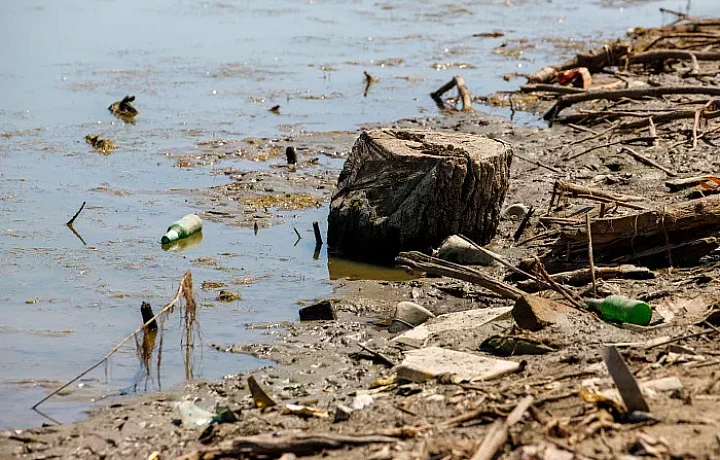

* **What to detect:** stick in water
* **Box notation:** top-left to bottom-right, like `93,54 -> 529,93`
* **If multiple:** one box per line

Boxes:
32,271 -> 194,409
66,202 -> 86,226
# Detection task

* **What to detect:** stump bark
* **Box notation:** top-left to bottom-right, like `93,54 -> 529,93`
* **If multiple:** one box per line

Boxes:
328,129 -> 512,261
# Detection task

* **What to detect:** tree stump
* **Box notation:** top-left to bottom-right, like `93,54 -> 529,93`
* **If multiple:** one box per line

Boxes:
327,129 -> 512,262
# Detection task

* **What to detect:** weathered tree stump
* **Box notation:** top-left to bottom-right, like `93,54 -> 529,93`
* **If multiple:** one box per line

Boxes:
328,129 -> 512,261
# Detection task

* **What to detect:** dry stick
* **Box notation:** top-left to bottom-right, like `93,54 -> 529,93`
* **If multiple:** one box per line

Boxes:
544,85 -> 720,120
470,396 -> 534,460
620,146 -> 678,177
32,271 -> 192,409
570,123 -> 618,145
628,49 -> 719,75
643,32 -> 720,51
513,152 -> 561,173
585,214 -> 597,297
645,328 -> 716,350
66,201 -> 86,226
566,136 -> 657,161
693,109 -> 702,149
532,257 -> 585,310
617,107 -> 720,130
312,221 -> 323,247
456,235 -> 546,286
554,180 -> 647,208
567,123 -> 599,134
396,251 -> 525,300
431,75 -> 474,112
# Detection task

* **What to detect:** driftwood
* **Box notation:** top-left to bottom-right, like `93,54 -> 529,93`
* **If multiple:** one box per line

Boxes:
554,196 -> 720,252
527,43 -> 631,83
544,86 -> 720,121
431,75 -> 474,112
516,265 -> 654,292
470,396 -> 534,460
177,433 -> 397,459
611,236 -> 719,268
551,180 -> 647,210
666,175 -> 715,192
396,251 -> 526,300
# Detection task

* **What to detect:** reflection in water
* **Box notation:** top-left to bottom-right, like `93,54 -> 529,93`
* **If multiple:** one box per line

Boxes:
161,231 -> 204,252
66,223 -> 87,246
327,256 -> 417,281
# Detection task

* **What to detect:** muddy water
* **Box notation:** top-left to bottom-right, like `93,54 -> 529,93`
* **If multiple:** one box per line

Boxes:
0,0 -> 713,429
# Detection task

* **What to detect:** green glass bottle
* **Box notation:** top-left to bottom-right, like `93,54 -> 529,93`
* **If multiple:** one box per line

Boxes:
585,295 -> 652,326
161,214 -> 203,244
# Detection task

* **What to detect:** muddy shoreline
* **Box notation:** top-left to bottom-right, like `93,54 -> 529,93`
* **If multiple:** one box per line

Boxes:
6,14 -> 720,460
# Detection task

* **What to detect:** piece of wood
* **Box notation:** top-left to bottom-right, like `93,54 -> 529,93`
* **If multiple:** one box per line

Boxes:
520,84 -> 585,95
544,85 -> 720,121
66,201 -> 86,226
431,75 -> 474,111
602,346 -> 650,413
286,146 -> 297,165
621,146 -> 677,177
554,180 -> 647,209
396,251 -> 525,300
553,196 -> 720,252
666,175 -> 715,192
470,396 -> 534,460
312,221 -> 323,247
140,302 -> 158,331
328,129 -> 511,261
527,43 -> 631,83
586,214 -> 597,296
178,433 -> 397,459
516,265 -> 654,292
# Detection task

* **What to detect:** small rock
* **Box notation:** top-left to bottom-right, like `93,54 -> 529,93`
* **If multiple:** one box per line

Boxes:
333,404 -> 353,423
388,301 -> 435,333
351,393 -> 374,410
299,300 -> 336,321
433,235 -> 497,266
216,290 -> 241,302
512,294 -> 573,331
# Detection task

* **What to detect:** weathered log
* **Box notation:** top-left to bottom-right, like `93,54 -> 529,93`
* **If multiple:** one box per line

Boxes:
328,129 -> 512,261
516,265 -> 654,292
552,180 -> 647,210
527,43 -> 631,83
554,196 -> 720,252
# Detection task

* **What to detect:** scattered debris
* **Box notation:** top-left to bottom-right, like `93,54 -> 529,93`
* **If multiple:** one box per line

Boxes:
108,95 -> 138,120
392,306 -> 511,346
388,301 -> 435,333
85,134 -> 116,154
247,376 -> 277,409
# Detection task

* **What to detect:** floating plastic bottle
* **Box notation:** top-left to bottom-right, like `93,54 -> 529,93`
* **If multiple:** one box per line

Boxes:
585,295 -> 652,326
161,214 -> 202,245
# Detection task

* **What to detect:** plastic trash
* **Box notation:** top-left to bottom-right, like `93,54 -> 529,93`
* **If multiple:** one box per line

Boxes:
177,401 -> 215,427
161,214 -> 202,245
585,295 -> 652,326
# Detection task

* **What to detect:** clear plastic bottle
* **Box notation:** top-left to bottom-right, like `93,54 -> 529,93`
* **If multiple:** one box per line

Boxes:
161,214 -> 202,244
585,295 -> 652,326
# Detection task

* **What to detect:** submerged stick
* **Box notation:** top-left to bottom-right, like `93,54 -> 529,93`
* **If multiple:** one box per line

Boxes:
431,75 -> 474,112
66,201 -> 86,226
313,221 -> 323,247
32,271 -> 194,409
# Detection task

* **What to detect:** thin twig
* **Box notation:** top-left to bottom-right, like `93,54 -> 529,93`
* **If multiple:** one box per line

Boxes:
586,214 -> 597,297
620,146 -> 677,176
514,152 -> 561,173
32,271 -> 193,409
66,201 -> 86,226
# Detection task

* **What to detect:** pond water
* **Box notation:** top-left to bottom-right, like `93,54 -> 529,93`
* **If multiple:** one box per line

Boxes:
0,0 -> 714,429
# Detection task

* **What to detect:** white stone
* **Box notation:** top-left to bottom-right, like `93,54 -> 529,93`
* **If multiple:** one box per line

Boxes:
395,347 -> 520,383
